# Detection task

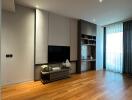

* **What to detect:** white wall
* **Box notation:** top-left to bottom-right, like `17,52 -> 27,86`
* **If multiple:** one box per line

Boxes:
2,0 -> 15,12
48,13 -> 77,73
1,6 -> 78,85
0,0 -> 1,98
1,6 -> 34,85
35,10 -> 78,77
35,10 -> 78,63
48,13 -> 70,46
70,19 -> 78,61
69,19 -> 78,73
35,9 -> 48,64
35,10 -> 77,65
96,25 -> 104,70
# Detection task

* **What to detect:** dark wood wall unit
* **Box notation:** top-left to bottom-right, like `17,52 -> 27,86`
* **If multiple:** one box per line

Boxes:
77,20 -> 82,73
103,27 -> 106,70
77,19 -> 97,73
80,20 -> 96,36
34,10 -> 37,80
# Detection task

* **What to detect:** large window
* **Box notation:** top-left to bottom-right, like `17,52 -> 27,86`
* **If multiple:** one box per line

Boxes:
106,23 -> 123,73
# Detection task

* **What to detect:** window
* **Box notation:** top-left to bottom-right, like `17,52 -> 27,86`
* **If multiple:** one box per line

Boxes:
106,23 -> 123,73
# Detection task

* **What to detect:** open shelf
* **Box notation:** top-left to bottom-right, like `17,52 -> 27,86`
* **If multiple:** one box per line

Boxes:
82,44 -> 96,46
81,34 -> 96,39
81,38 -> 96,41
81,34 -> 96,46
81,59 -> 96,62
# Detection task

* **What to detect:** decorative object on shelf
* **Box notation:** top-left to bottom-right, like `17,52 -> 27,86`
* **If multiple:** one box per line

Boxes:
90,56 -> 93,60
41,65 -> 52,72
52,67 -> 61,71
41,65 -> 48,72
62,59 -> 71,68
62,62 -> 66,67
41,65 -> 48,68
65,59 -> 71,68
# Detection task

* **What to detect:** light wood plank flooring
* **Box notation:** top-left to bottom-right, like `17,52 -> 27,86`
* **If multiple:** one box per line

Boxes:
2,71 -> 132,100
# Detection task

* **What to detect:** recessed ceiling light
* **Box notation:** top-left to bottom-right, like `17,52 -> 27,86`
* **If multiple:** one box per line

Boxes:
36,5 -> 39,8
99,0 -> 103,3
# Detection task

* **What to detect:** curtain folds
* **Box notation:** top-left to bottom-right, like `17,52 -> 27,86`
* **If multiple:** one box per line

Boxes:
123,21 -> 132,74
106,22 -> 123,73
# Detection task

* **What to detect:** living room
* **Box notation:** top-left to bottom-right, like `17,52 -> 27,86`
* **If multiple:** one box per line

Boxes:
0,0 -> 132,100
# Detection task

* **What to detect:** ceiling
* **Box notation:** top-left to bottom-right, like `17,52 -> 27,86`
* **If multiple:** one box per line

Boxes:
5,0 -> 132,25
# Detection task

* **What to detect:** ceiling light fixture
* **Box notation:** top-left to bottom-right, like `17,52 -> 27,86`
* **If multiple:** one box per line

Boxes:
99,0 -> 103,3
36,5 -> 39,8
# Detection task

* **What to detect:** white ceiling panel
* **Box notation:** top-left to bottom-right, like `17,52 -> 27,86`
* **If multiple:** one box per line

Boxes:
14,0 -> 132,25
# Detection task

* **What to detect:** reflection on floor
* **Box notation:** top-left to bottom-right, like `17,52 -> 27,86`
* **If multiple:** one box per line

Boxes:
2,71 -> 132,100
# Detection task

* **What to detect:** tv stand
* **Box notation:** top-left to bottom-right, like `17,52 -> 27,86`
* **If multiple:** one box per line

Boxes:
41,67 -> 70,83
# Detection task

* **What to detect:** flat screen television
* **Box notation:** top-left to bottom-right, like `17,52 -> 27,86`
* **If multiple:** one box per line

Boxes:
48,45 -> 70,63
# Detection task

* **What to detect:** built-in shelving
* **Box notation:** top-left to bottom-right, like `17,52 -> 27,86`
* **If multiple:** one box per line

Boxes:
81,33 -> 96,71
77,20 -> 96,73
81,34 -> 96,46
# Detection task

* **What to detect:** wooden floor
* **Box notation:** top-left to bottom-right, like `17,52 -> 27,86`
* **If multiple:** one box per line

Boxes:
2,71 -> 132,100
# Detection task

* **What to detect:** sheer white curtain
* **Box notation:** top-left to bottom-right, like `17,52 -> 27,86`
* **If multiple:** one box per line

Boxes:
106,22 -> 123,73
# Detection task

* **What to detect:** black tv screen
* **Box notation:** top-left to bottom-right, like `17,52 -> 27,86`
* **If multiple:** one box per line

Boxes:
48,46 -> 70,63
